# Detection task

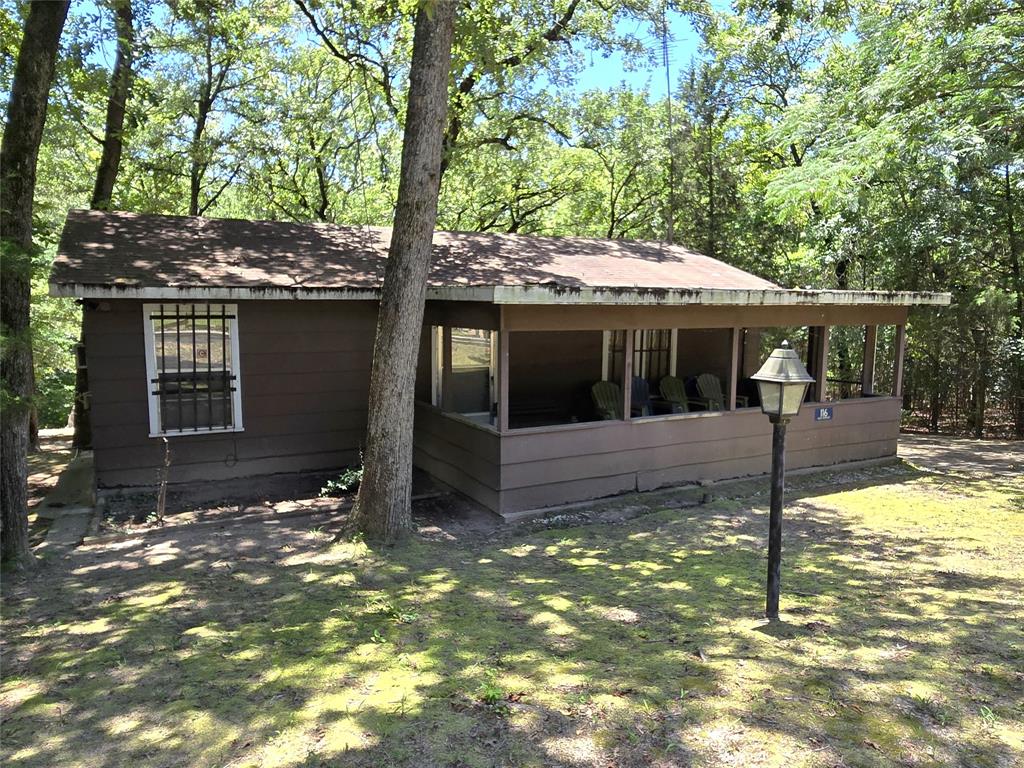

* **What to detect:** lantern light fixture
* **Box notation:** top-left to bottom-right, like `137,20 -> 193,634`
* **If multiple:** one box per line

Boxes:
750,339 -> 816,621
750,340 -> 815,422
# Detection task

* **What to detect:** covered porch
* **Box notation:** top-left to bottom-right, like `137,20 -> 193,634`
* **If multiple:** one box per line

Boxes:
413,296 -> 917,515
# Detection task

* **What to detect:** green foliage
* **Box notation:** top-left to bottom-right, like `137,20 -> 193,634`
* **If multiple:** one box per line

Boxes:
365,594 -> 420,624
320,464 -> 364,497
475,669 -> 506,707
30,267 -> 77,428
18,0 -> 1024,436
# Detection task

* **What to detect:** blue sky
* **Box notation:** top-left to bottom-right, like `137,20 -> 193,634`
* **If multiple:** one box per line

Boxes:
66,1 -> 712,99
572,9 -> 705,97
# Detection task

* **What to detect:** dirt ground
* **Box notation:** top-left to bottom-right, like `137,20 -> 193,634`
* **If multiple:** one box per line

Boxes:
26,429 -> 75,509
25,429 -> 76,545
898,433 -> 1022,481
3,435 -> 1021,768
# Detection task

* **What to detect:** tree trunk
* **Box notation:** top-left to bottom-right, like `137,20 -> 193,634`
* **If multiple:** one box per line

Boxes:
0,0 -> 71,569
90,0 -> 135,210
28,379 -> 39,453
189,92 -> 211,216
706,125 -> 715,259
349,0 -> 455,543
189,28 -> 215,217
1005,163 -> 1024,437
74,0 -> 135,450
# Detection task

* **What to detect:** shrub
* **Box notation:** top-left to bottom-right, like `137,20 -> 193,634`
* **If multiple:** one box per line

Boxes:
320,464 -> 363,497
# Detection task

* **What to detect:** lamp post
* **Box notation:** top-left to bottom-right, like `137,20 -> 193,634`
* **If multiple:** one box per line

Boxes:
750,340 -> 815,621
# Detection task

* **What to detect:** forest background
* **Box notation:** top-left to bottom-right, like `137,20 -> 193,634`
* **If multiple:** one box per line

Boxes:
4,0 -> 1021,438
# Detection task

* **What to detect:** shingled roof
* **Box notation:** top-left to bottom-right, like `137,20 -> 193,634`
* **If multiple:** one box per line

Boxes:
50,209 -> 949,306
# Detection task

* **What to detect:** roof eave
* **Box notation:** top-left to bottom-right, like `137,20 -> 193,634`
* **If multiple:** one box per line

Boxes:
48,283 -> 383,301
485,286 -> 952,306
49,282 -> 953,307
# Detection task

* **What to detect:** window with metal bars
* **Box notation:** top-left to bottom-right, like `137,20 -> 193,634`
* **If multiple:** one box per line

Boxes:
143,304 -> 242,436
633,329 -> 673,384
604,330 -> 627,382
602,329 -> 676,384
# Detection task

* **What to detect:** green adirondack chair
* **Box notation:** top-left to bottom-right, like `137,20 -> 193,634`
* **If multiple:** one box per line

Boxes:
591,380 -> 623,420
659,375 -> 701,413
696,373 -> 748,411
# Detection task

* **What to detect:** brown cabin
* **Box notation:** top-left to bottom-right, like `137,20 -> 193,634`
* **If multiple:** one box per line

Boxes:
50,209 -> 949,516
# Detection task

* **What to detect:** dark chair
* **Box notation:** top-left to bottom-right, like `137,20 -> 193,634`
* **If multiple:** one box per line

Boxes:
631,376 -> 651,417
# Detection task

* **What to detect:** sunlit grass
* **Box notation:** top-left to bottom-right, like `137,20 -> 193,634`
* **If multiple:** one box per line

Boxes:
2,461 -> 1022,767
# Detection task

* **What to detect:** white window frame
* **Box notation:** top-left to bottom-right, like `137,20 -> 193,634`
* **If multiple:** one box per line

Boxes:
432,325 -> 495,420
602,331 -> 612,380
450,327 -> 493,419
604,329 -> 679,381
430,325 -> 443,407
669,328 -> 678,378
142,303 -> 244,437
488,331 -> 498,412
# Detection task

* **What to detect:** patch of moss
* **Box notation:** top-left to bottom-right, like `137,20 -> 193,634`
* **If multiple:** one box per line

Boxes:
3,462 -> 1023,766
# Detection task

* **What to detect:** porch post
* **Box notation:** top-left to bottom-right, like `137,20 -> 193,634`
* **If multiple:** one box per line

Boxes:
622,329 -> 633,420
893,324 -> 907,398
812,326 -> 829,402
441,326 -> 453,410
498,329 -> 510,432
728,327 -> 740,410
862,325 -> 877,396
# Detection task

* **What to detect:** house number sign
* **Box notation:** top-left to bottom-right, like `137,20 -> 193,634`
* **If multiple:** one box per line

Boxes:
815,406 -> 833,422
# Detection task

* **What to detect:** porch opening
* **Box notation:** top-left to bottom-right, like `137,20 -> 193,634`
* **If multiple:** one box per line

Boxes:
665,328 -> 738,413
508,330 -> 619,428
420,325 -> 497,427
871,325 -> 902,397
825,325 -> 866,400
417,320 -> 909,434
739,326 -> 812,410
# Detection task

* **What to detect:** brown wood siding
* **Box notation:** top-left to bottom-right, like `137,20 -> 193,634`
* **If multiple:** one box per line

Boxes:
498,398 -> 901,512
415,327 -> 432,403
675,328 -> 732,382
508,331 -> 603,421
423,300 -> 500,330
412,403 -> 500,510
84,299 -> 377,488
85,297 -> 905,517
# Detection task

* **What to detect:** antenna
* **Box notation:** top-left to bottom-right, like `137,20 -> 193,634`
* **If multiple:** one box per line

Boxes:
346,71 -> 371,231
662,4 -> 676,244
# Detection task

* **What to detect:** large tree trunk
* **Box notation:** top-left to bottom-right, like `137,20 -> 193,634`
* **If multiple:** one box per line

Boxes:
1005,163 -> 1024,438
0,0 -> 71,569
350,0 -> 455,543
90,0 -> 134,210
76,0 -> 134,450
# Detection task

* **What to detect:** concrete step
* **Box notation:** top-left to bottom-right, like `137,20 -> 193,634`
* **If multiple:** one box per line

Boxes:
36,451 -> 94,520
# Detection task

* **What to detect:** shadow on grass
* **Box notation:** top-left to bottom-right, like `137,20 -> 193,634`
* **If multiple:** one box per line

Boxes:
2,464 -> 1022,767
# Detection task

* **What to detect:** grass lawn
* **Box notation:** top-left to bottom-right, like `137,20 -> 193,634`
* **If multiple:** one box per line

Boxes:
2,456 -> 1022,767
